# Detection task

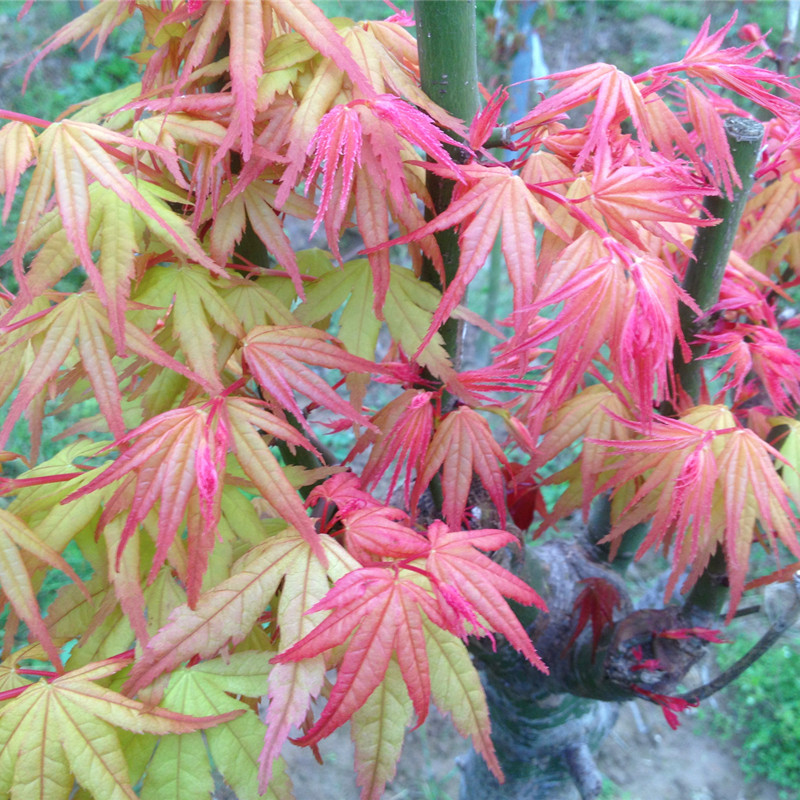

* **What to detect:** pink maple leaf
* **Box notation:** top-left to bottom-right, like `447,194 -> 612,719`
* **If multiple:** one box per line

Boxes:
303,94 -> 465,311
653,13 -> 800,120
699,323 -> 800,415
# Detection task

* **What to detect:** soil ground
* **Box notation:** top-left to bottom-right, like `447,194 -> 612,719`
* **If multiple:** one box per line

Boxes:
280,688 -> 787,800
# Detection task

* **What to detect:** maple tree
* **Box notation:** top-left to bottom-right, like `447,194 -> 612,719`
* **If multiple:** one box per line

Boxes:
0,1 -> 800,799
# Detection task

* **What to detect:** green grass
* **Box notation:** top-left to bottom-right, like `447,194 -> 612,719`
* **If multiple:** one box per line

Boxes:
599,777 -> 635,800
702,631 -> 800,797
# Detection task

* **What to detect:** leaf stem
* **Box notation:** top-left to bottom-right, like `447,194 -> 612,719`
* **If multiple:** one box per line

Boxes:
483,125 -> 515,149
0,109 -> 51,127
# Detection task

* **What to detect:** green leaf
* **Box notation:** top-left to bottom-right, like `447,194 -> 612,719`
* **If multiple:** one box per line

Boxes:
142,652 -> 292,800
0,657 -> 241,800
351,657 -> 413,800
422,618 -> 501,782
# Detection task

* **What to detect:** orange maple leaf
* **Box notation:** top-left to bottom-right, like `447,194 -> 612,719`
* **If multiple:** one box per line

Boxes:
592,406 -> 800,619
65,396 -> 322,609
411,405 -> 510,529
241,325 -> 378,435
273,565 -> 451,745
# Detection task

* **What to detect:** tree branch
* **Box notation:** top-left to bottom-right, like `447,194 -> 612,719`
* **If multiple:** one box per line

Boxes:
679,572 -> 800,704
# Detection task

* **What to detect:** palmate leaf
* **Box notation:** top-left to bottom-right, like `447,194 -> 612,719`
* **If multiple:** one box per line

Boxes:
349,389 -> 435,508
0,121 -> 36,223
140,652 -> 293,800
65,402 -> 230,607
507,232 -> 696,415
210,182 -> 317,298
297,257 -> 456,383
0,289 -> 210,460
421,618 -> 501,781
273,520 -> 546,784
424,522 -> 548,671
587,159 -> 715,249
512,62 -> 654,170
565,578 -> 624,658
381,162 -> 568,350
258,526 -> 358,789
273,566 -> 450,745
133,264 -> 247,393
123,530 -> 355,695
21,0 -> 133,89
351,657 -> 413,800
65,396 -> 323,605
271,564 -> 458,796
699,323 -> 800,415
304,94 -> 462,310
652,12 -> 800,120
0,508 -> 89,672
411,405 -> 510,529
241,324 -> 378,435
12,122 -> 222,317
594,406 -> 800,618
3,182 -> 140,353
0,644 -> 52,694
0,656 -> 241,800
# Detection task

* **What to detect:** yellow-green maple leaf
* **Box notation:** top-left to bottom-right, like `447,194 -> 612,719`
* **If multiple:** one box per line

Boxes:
0,656 -> 241,800
140,652 -> 293,800
351,657 -> 413,800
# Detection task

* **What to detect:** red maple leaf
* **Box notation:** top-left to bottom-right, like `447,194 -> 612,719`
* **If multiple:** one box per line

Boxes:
241,324 -> 379,435
375,161 -> 569,350
699,323 -> 800,415
65,396 -> 325,611
507,234 -> 698,416
424,521 -> 548,671
653,12 -> 800,121
592,407 -> 800,619
565,577 -> 623,660
632,686 -> 698,730
469,86 -> 508,150
272,565 -> 450,744
655,627 -> 728,643
64,401 -> 232,612
348,389 -> 435,507
299,94 -> 464,311
503,461 -> 540,531
339,505 -> 429,565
